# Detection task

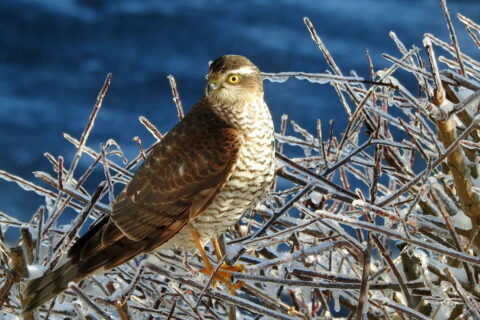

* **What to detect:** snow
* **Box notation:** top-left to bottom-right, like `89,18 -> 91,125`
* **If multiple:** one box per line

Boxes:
450,210 -> 472,230
310,191 -> 323,205
0,313 -> 20,320
27,264 -> 48,280
225,243 -> 244,259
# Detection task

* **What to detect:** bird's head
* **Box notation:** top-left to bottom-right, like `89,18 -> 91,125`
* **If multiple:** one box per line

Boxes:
205,55 -> 264,105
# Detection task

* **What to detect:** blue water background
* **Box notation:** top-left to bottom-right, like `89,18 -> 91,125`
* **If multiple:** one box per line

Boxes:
0,0 -> 479,242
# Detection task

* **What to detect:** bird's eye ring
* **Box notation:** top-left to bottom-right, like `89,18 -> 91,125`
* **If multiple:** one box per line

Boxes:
228,74 -> 239,84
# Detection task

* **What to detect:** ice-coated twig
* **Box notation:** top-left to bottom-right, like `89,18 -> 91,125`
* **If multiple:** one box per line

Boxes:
379,114 -> 480,207
139,116 -> 163,141
447,87 -> 480,116
356,235 -> 371,320
382,52 -> 433,80
425,33 -> 480,70
34,171 -> 110,215
246,240 -> 348,271
444,268 -> 480,318
440,0 -> 466,76
457,13 -> 480,33
146,263 -> 297,320
69,282 -> 115,320
194,254 -> 227,309
66,73 -> 112,183
370,233 -> 413,307
41,138 -> 124,235
322,138 -> 372,175
336,48 -> 417,154
399,118 -> 430,162
439,56 -> 480,81
272,114 -> 289,191
0,170 -> 58,200
332,80 -> 353,117
57,156 -> 64,191
303,18 -> 343,77
101,145 -> 115,206
64,133 -> 134,179
132,136 -> 146,160
276,152 -> 358,201
119,262 -> 145,305
261,71 -> 393,87
430,187 -> 475,284
48,183 -> 106,271
167,75 -> 184,120
34,206 -> 45,264
370,297 -> 430,320
441,69 -> 480,91
458,13 -> 480,48
231,272 -> 424,292
303,207 -> 480,266
21,227 -> 34,264
248,183 -> 313,241
390,32 -> 428,88
424,36 -> 445,105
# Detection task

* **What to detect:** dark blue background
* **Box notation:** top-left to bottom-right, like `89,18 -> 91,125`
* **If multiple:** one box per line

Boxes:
1,0 -> 479,242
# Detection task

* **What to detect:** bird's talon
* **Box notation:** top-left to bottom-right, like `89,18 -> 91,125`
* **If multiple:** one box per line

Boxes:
288,306 -> 298,315
220,263 -> 245,273
229,280 -> 245,295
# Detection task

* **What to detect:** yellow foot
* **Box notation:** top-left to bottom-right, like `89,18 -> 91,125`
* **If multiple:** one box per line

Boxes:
191,228 -> 245,294
199,263 -> 245,294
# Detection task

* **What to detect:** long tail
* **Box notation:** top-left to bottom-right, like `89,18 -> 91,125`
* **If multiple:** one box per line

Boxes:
21,215 -> 174,315
21,217 -> 144,315
22,260 -> 83,316
22,216 -> 116,315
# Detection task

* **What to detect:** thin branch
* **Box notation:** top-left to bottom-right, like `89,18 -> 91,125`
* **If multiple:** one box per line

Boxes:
167,75 -> 184,120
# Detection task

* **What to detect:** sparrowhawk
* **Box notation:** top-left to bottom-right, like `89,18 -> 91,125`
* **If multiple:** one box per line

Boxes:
23,55 -> 275,315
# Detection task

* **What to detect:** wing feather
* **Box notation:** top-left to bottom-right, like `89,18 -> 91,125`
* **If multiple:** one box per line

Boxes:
111,99 -> 241,241
68,100 -> 240,266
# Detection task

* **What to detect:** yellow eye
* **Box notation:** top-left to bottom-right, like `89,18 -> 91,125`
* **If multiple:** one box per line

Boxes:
228,74 -> 239,84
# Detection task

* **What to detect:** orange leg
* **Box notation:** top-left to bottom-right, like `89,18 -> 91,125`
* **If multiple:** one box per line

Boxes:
191,228 -> 245,294
212,238 -> 245,273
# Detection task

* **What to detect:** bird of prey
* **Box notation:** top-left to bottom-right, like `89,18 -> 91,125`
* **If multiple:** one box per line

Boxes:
22,55 -> 275,315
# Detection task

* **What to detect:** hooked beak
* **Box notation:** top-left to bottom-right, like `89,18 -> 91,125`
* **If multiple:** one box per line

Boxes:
206,80 -> 218,94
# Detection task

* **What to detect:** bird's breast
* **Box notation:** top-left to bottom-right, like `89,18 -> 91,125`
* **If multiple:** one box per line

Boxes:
161,100 -> 275,251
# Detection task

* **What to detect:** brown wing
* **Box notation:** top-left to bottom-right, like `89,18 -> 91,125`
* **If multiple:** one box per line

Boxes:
26,103 -> 240,313
67,99 -> 240,267
111,100 -> 241,241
